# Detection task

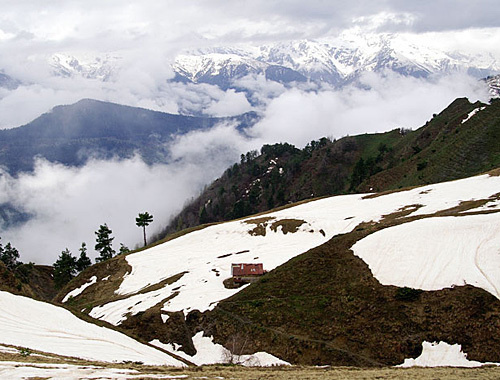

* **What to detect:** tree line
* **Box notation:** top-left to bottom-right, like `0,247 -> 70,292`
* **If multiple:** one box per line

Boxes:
53,212 -> 153,288
1,212 -> 154,290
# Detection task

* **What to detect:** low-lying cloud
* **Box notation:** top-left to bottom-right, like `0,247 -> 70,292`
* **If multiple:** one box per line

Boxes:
0,145 -> 243,265
248,71 -> 489,147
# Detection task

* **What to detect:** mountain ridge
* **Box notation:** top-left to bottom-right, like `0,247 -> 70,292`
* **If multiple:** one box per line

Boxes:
157,97 -> 500,238
0,98 -> 258,175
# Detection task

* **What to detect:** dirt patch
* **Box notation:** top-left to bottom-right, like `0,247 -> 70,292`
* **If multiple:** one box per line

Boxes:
270,219 -> 306,234
380,204 -> 423,222
245,217 -> 276,236
488,167 -> 500,176
245,217 -> 307,236
135,272 -> 187,295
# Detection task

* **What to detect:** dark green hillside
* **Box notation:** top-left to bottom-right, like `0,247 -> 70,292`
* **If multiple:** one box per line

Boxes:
158,97 -> 499,238
0,99 -> 257,174
361,97 -> 500,191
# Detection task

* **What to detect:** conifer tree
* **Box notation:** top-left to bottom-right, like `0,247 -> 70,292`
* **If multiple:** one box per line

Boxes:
53,248 -> 77,288
76,242 -> 92,272
95,224 -> 115,263
135,212 -> 153,247
119,243 -> 130,255
0,238 -> 20,270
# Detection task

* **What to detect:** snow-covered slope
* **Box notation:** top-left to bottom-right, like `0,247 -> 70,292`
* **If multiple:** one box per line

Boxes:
85,172 -> 500,327
0,291 -> 185,366
352,213 -> 500,297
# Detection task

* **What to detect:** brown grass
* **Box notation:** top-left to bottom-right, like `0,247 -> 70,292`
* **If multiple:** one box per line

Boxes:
2,355 -> 500,380
2,343 -> 500,379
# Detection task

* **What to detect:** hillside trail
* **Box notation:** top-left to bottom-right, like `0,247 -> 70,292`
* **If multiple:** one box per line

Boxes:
217,307 -> 385,367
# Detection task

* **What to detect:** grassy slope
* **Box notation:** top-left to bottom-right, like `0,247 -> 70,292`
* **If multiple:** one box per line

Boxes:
362,98 -> 500,191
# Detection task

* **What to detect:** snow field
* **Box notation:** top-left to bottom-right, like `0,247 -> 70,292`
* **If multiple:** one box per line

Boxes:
0,291 -> 185,366
88,174 -> 500,326
351,213 -> 500,298
0,361 -> 188,379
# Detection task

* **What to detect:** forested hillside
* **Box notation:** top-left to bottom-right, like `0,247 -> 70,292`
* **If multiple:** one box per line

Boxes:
158,97 -> 500,239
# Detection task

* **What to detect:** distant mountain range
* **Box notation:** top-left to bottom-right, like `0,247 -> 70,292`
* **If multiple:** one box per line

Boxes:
0,99 -> 257,229
45,32 -> 500,92
485,74 -> 500,98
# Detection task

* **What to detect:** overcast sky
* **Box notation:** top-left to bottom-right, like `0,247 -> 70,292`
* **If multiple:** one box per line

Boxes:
0,1 -> 499,264
1,0 -> 500,45
1,1 -> 499,73
0,0 -> 499,127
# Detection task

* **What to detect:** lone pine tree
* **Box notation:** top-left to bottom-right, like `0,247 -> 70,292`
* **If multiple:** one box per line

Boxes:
136,212 -> 153,247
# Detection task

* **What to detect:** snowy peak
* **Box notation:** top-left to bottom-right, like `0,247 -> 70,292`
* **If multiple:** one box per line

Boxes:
485,74 -> 500,98
50,53 -> 120,81
172,50 -> 307,88
173,53 -> 267,82
172,34 -> 500,88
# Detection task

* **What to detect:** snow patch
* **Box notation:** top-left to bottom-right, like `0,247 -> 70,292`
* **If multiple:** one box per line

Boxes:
461,107 -> 486,124
62,276 -> 97,303
151,332 -> 290,367
0,361 -> 187,379
0,291 -> 185,366
398,341 -> 500,367
352,213 -> 500,299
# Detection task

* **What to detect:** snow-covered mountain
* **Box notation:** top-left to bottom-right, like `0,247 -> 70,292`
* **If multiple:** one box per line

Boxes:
45,32 -> 500,91
172,50 -> 307,89
173,33 -> 500,88
50,53 -> 120,81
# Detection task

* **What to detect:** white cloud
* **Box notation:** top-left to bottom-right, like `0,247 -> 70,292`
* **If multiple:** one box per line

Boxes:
204,89 -> 252,117
0,132 -> 244,264
248,72 -> 489,147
